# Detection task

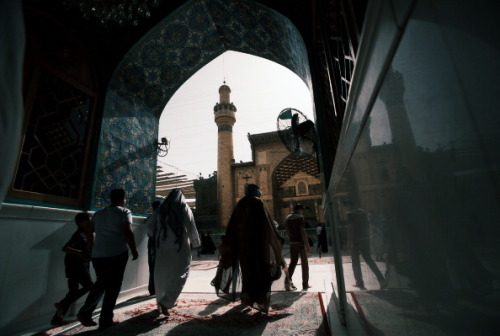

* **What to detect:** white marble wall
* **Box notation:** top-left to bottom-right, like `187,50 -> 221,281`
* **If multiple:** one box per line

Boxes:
0,204 -> 149,335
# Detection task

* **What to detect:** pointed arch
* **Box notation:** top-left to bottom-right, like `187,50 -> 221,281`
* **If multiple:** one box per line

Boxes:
91,0 -> 312,212
272,154 -> 320,187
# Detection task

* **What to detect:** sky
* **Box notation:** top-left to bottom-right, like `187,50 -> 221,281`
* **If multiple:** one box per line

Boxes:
158,51 -> 314,179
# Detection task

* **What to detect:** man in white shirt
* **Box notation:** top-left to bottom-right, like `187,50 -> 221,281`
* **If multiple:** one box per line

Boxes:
77,189 -> 138,330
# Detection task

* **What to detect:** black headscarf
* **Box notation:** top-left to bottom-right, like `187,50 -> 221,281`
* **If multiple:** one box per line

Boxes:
157,188 -> 186,251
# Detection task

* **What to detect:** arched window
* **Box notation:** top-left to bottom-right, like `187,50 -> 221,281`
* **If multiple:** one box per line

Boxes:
297,181 -> 308,195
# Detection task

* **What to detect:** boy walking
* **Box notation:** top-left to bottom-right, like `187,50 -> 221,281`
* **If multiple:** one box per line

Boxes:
51,213 -> 93,326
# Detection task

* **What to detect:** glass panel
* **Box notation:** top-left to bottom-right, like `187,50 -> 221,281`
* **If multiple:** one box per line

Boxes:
332,3 -> 500,333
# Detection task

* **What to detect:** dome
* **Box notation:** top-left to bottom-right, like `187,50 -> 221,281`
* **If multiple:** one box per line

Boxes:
218,84 -> 231,93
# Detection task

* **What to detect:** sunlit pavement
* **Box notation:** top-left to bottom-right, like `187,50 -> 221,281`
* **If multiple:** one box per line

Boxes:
185,249 -> 336,293
30,248 -> 341,336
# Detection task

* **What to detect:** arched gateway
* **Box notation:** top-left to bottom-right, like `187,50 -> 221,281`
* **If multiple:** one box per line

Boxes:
92,0 -> 312,213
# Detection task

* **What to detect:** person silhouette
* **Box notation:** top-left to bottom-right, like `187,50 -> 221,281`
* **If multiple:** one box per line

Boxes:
145,200 -> 161,295
77,189 -> 138,330
211,184 -> 285,313
149,189 -> 200,316
347,206 -> 386,290
285,204 -> 312,291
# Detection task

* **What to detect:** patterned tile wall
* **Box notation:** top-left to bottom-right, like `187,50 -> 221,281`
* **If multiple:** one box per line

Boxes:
93,0 -> 311,213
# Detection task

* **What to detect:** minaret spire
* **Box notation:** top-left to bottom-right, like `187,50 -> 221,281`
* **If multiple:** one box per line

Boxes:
214,83 -> 237,227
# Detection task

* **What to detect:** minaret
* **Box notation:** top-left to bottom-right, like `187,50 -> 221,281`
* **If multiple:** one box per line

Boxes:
214,82 -> 237,227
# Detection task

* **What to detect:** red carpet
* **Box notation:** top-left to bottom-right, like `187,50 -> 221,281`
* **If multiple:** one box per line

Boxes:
43,292 -> 328,336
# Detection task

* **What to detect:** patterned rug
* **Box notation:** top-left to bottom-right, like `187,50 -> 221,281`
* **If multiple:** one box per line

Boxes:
190,256 -> 334,271
40,292 -> 328,336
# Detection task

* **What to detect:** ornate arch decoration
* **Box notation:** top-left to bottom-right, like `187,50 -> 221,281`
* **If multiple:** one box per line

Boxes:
272,154 -> 320,187
91,0 -> 312,213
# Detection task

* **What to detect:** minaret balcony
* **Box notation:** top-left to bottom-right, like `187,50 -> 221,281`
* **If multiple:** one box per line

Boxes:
213,102 -> 237,112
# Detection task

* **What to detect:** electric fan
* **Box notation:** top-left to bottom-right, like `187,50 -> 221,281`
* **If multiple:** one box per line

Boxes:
276,108 -> 317,157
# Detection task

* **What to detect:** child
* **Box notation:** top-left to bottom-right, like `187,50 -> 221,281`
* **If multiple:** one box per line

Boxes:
51,212 -> 93,326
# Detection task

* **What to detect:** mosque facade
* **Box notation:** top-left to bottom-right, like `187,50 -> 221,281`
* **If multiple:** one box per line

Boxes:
194,84 -> 325,231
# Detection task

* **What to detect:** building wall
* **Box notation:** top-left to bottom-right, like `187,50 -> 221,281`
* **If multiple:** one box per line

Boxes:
193,175 -> 218,230
277,171 -> 324,226
233,134 -> 323,226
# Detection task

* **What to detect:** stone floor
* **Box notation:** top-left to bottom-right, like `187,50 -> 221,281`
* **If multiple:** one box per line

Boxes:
30,249 -> 346,336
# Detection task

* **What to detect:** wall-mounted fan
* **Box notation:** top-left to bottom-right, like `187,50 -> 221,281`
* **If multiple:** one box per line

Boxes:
277,108 -> 317,157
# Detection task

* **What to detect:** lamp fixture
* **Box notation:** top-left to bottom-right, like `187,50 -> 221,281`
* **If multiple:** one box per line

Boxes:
156,137 -> 170,157
62,0 -> 161,27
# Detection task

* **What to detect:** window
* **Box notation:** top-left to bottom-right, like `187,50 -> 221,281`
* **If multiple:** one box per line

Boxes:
9,13 -> 97,207
297,181 -> 308,195
10,67 -> 95,206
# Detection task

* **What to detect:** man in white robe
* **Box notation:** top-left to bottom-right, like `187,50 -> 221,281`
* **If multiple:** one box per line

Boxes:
147,189 -> 200,315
